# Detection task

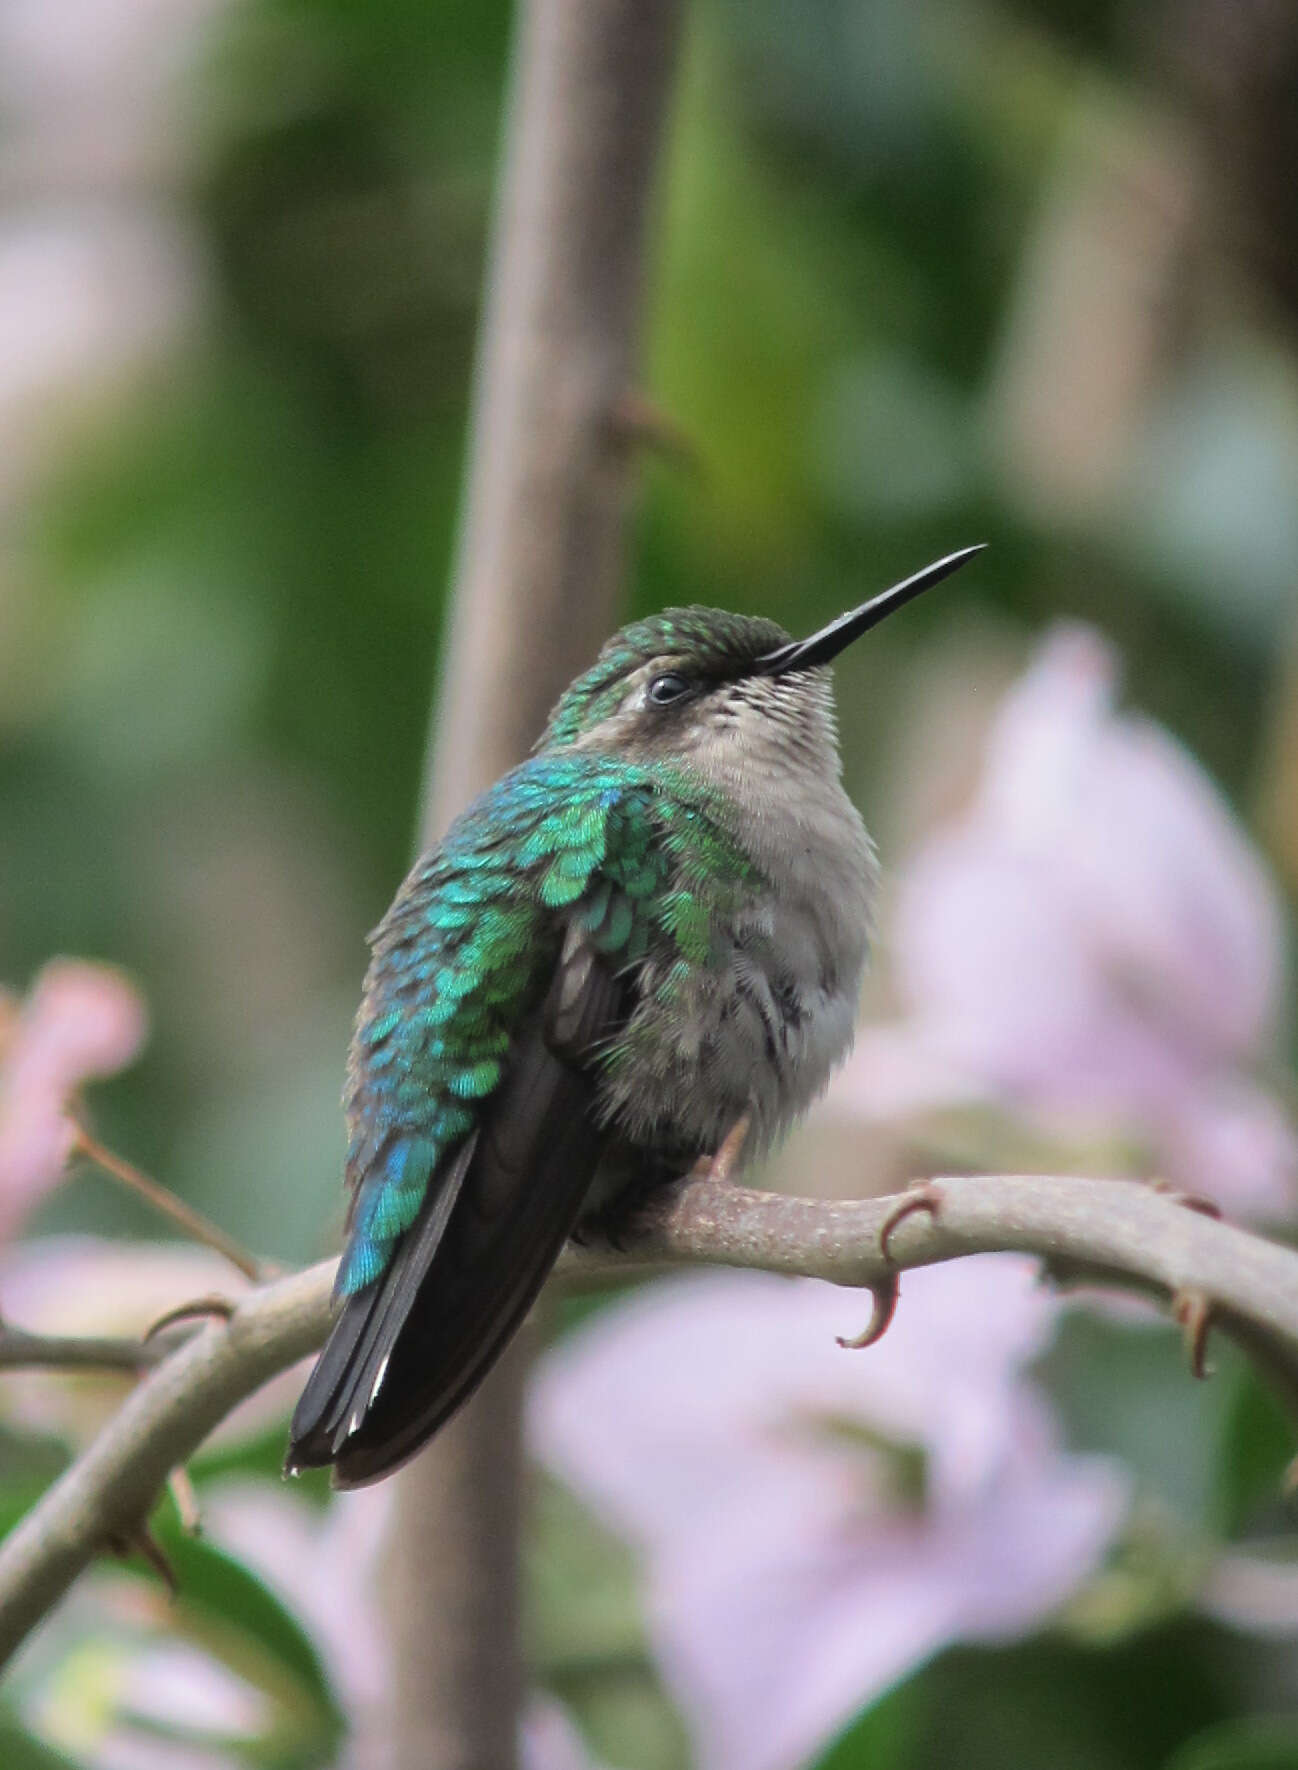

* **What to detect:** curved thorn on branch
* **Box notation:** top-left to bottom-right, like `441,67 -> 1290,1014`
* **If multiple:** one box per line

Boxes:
836,1273 -> 900,1350
879,1182 -> 943,1263
108,1525 -> 176,1595
1173,1286 -> 1216,1379
144,1297 -> 236,1342
166,1468 -> 202,1538
1147,1177 -> 1223,1221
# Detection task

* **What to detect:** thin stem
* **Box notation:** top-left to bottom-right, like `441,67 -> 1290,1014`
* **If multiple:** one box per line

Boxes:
72,1125 -> 267,1283
0,1326 -> 179,1372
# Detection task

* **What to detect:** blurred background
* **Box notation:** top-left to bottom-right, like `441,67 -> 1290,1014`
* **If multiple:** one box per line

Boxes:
2,1 -> 1298,1767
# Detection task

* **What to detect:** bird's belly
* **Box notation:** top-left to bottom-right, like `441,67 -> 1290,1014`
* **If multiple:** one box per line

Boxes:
597,901 -> 867,1161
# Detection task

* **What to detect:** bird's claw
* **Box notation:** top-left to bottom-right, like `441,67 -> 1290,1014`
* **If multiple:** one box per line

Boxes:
837,1273 -> 900,1351
143,1294 -> 236,1343
586,1115 -> 754,1251
879,1182 -> 943,1263
690,1114 -> 752,1187
1172,1286 -> 1216,1379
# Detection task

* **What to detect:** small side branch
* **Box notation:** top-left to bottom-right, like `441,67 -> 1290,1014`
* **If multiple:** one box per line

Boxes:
73,1125 -> 269,1282
0,1261 -> 330,1664
0,1326 -> 180,1373
2,1171 -> 1298,1667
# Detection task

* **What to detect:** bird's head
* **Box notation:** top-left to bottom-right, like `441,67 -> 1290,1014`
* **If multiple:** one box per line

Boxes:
539,547 -> 983,772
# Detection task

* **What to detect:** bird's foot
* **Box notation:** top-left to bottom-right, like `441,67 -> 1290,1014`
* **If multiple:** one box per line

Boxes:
143,1294 -> 236,1343
577,1158 -> 679,1252
878,1181 -> 943,1262
688,1113 -> 752,1187
579,1117 -> 752,1252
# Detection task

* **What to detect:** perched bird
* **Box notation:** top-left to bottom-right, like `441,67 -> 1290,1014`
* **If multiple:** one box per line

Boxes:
288,546 -> 982,1486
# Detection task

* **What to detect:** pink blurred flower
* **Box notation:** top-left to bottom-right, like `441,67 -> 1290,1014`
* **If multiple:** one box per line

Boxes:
830,624 -> 1296,1216
0,959 -> 148,1239
531,1259 -> 1126,1770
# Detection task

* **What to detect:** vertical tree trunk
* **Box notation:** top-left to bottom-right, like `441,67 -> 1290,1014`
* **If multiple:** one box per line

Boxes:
384,3 -> 682,1765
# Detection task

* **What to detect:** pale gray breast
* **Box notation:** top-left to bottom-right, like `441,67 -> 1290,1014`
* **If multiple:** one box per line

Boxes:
716,772 -> 876,1142
602,769 -> 876,1157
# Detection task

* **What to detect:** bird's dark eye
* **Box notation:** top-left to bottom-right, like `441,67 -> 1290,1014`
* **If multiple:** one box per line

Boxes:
647,672 -> 691,706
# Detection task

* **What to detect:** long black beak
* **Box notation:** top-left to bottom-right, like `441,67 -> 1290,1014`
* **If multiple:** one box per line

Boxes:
754,544 -> 985,676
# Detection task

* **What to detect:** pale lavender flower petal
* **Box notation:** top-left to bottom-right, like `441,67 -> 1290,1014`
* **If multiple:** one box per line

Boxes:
522,1699 -> 621,1770
1044,717 -> 1283,1065
1157,1076 -> 1298,1219
534,1260 -> 1056,1548
113,1641 -> 269,1739
532,1262 -> 1126,1770
650,1430 -> 1123,1770
829,622 -> 1296,1215
28,1634 -> 267,1770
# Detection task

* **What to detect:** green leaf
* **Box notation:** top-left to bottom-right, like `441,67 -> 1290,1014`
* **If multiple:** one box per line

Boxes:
1165,1718 -> 1298,1770
528,1473 -> 646,1678
1036,1310 -> 1237,1530
0,1714 -> 90,1770
1211,1365 -> 1296,1539
808,1678 -> 917,1770
896,1621 -> 1231,1770
115,1512 -> 345,1769
160,1522 -> 332,1702
528,1473 -> 689,1770
191,1422 -> 332,1505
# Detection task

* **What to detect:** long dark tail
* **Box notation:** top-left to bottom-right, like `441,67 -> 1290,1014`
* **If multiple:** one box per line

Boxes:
287,1037 -> 608,1488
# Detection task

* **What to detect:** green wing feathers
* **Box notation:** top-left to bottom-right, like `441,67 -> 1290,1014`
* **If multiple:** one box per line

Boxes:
335,753 -> 752,1297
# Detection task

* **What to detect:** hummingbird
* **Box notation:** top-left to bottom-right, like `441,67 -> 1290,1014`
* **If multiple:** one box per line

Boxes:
287,545 -> 983,1486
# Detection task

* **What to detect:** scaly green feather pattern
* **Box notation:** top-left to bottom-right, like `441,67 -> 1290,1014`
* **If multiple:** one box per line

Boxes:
336,750 -> 757,1296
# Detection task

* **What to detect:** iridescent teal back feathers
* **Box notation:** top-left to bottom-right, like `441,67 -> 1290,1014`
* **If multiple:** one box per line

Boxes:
337,750 -> 754,1299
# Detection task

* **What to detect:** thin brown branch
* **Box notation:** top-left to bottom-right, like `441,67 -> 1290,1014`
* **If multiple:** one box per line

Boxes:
0,1326 -> 181,1372
72,1125 -> 269,1283
4,1172 -> 1298,1669
391,0 -> 682,1762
